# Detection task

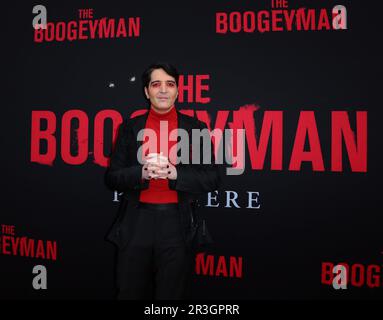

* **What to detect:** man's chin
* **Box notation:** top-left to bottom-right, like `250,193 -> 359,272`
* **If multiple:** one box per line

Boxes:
155,104 -> 173,111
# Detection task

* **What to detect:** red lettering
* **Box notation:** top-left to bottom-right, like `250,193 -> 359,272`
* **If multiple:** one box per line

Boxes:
46,241 -> 57,261
216,12 -> 228,33
128,17 -> 140,37
1,236 -> 11,254
178,75 -> 194,103
94,110 -> 123,167
297,8 -> 315,31
11,237 -> 20,255
230,256 -> 243,278
195,252 -> 215,276
243,11 -> 255,32
271,10 -> 283,31
367,265 -> 381,288
230,107 -> 283,170
99,18 -> 115,38
196,110 -> 230,157
31,111 -> 57,165
35,240 -> 46,259
29,109 -> 368,173
20,237 -> 34,257
289,111 -> 324,171
88,19 -> 99,39
78,20 -> 88,40
45,22 -> 55,42
215,256 -> 228,277
195,75 -> 210,104
318,9 -> 331,30
67,21 -> 77,41
61,110 -> 89,165
258,11 -> 270,33
331,111 -> 367,172
351,264 -> 365,287
34,27 -> 44,43
284,9 -> 295,31
116,18 -> 127,37
321,262 -> 334,285
229,12 -> 242,33
55,22 -> 66,41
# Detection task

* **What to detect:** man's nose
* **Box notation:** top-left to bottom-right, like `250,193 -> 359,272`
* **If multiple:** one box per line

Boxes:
160,83 -> 167,92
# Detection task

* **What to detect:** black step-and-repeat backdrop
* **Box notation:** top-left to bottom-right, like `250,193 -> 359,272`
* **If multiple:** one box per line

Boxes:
1,1 -> 382,299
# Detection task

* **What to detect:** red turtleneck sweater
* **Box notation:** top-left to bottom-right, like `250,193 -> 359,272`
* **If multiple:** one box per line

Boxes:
139,106 -> 178,203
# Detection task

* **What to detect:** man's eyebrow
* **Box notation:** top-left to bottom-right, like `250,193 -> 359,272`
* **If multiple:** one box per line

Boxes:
150,80 -> 176,84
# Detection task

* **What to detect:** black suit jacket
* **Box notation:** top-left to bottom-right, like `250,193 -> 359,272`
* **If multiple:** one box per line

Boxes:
104,108 -> 221,250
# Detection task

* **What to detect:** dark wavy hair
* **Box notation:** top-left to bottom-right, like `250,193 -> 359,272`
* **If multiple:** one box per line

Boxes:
141,62 -> 179,91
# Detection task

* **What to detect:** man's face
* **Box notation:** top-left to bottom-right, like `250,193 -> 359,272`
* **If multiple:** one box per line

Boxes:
144,68 -> 178,113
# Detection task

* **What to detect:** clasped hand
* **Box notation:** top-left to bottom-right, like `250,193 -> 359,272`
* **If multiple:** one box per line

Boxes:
142,152 -> 177,180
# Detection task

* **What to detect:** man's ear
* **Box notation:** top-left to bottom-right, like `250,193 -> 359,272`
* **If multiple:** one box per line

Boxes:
144,87 -> 149,99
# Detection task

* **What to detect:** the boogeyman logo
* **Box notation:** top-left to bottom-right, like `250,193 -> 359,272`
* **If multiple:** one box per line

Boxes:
321,261 -> 383,289
32,6 -> 141,43
216,0 -> 347,34
195,252 -> 243,278
0,224 -> 58,261
29,74 -> 367,173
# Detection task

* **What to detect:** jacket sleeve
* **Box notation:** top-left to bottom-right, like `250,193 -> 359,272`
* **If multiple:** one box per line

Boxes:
170,121 -> 221,194
104,119 -> 146,192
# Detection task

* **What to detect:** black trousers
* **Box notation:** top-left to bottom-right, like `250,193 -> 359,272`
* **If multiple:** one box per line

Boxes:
116,203 -> 193,300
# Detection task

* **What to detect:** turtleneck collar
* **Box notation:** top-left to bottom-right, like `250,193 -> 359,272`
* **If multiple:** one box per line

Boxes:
148,105 -> 177,121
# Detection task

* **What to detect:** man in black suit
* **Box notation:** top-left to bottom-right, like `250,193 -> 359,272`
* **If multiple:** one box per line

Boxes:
105,62 -> 221,300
